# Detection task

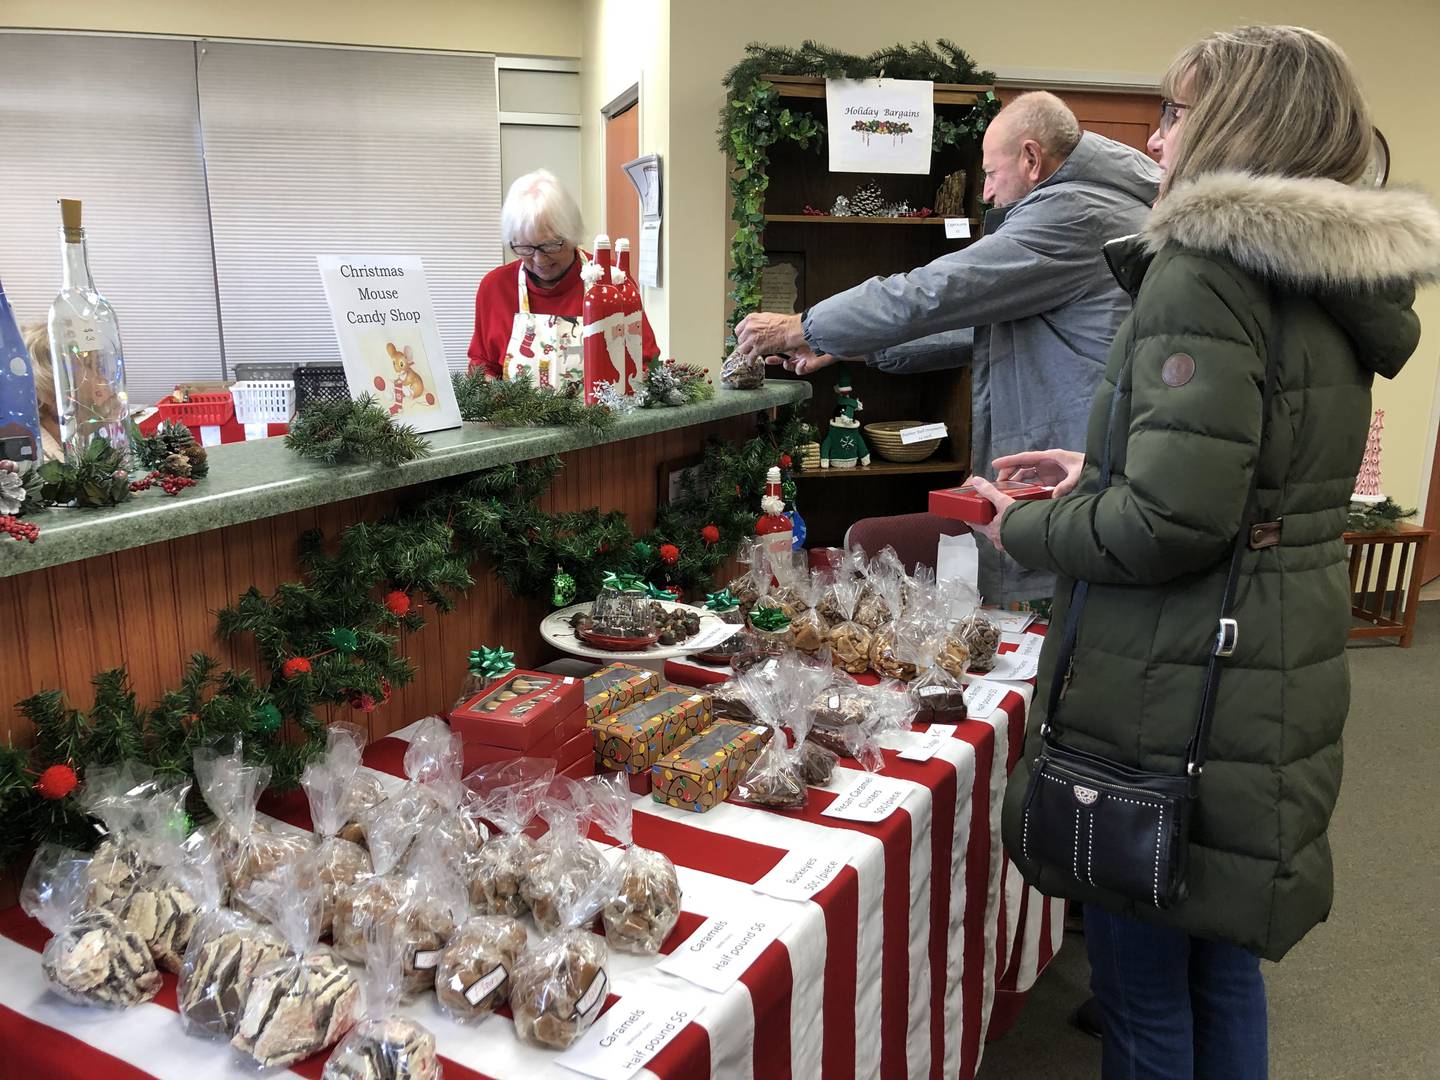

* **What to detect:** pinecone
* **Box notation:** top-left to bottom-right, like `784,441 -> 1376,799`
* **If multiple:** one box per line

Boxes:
850,179 -> 884,216
185,444 -> 209,480
831,194 -> 853,217
162,452 -> 192,478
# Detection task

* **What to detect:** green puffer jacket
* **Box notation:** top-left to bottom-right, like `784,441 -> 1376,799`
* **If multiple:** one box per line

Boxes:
999,171 -> 1440,960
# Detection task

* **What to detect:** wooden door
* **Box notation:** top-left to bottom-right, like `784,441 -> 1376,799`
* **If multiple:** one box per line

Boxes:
605,102 -> 640,251
996,88 -> 1162,158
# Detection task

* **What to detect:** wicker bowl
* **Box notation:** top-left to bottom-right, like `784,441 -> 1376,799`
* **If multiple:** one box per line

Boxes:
863,420 -> 943,463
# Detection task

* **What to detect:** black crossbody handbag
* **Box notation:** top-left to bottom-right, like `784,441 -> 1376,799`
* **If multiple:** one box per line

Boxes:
1018,306 -> 1282,910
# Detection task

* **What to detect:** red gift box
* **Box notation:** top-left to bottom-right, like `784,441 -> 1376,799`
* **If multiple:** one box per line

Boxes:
558,757 -> 595,779
928,480 -> 1051,525
554,727 -> 594,769
450,670 -> 585,751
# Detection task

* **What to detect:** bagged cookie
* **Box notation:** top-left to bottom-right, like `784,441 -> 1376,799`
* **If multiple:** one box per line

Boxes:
824,578 -> 873,675
302,743 -> 375,937
954,609 -> 1001,674
22,844 -> 162,1009
521,777 -> 611,937
232,853 -> 361,1070
463,757 -> 555,917
323,920 -> 442,1080
436,915 -> 528,1022
867,570 -> 917,682
510,851 -> 613,1049
194,743 -> 312,906
589,774 -> 681,954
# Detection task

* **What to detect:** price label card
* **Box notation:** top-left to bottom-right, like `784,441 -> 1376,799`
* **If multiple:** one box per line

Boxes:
1004,633 -> 1044,658
944,217 -> 972,239
820,773 -> 912,822
683,621 -> 741,651
979,651 -> 1039,683
557,991 -> 707,1080
658,913 -> 792,993
899,422 -> 948,445
898,723 -> 957,762
753,850 -> 850,902
963,680 -> 1010,718
986,610 -> 1037,634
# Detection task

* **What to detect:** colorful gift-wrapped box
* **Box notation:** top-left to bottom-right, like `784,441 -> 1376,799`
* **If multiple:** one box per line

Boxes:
582,662 -> 662,722
651,720 -> 771,812
591,688 -> 712,774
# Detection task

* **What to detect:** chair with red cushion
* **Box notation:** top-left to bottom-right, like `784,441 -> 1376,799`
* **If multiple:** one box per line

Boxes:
842,512 -> 972,574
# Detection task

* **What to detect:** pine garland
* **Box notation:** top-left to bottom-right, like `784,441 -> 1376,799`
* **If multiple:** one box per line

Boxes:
35,437 -> 133,507
453,368 -> 614,432
719,40 -> 1000,345
1347,496 -> 1416,533
0,405 -> 811,862
285,394 -> 431,466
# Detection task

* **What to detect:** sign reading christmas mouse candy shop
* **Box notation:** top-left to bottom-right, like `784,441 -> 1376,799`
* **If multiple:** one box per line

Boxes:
316,254 -> 462,433
826,77 -> 935,174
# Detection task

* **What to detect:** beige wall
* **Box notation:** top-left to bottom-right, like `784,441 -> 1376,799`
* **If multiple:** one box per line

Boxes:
1,0 -> 584,55
663,1 -> 1440,514
580,0 -> 670,351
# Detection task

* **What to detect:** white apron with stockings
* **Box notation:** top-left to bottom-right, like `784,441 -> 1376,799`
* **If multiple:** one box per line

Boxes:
501,255 -> 586,388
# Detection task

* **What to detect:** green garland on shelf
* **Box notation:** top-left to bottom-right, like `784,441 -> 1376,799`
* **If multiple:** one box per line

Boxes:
285,394 -> 432,466
453,368 -> 615,431
0,405 -> 811,863
1347,496 -> 1416,533
719,40 -> 999,344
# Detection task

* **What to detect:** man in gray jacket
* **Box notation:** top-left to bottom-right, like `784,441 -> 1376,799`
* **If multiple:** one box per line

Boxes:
736,92 -> 1159,605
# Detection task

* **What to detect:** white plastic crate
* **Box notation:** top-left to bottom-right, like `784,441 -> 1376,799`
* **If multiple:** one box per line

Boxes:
230,380 -> 295,424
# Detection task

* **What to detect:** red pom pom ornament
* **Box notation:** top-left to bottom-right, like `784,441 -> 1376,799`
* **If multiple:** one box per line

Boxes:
779,453 -> 793,469
36,763 -> 79,801
384,590 -> 412,617
659,543 -> 681,566
700,524 -> 720,545
281,656 -> 312,679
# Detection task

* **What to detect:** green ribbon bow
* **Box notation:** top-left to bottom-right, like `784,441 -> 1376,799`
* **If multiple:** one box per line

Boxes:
749,605 -> 791,632
601,571 -> 646,593
643,582 -> 674,601
471,646 -> 515,679
327,627 -> 360,654
705,589 -> 739,613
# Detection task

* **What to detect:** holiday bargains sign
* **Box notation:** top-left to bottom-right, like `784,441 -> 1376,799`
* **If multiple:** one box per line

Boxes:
826,78 -> 935,174
316,255 -> 462,433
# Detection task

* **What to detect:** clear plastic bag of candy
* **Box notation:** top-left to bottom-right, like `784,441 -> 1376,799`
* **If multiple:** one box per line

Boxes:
435,914 -> 528,1023
899,622 -> 969,724
788,570 -> 830,654
463,757 -> 556,916
303,736 -> 375,937
22,843 -> 162,1008
323,920 -> 443,1080
194,742 -> 312,907
521,777 -> 611,936
232,852 -> 361,1070
510,852 -> 613,1049
390,833 -> 469,997
732,652 -> 834,809
824,577 -> 873,675
588,773 -> 681,953
867,566 -> 917,682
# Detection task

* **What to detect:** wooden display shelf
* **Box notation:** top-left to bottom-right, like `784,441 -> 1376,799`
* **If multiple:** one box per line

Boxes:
764,214 -> 978,226
763,74 -> 993,106
796,458 -> 967,479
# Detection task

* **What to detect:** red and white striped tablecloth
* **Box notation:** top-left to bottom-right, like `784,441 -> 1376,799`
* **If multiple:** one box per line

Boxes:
0,648 -> 1063,1080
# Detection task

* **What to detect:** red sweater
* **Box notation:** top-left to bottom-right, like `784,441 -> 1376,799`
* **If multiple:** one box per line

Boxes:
466,255 -> 660,378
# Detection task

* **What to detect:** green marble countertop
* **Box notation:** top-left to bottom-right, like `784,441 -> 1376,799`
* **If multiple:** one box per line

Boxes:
2,382 -> 810,580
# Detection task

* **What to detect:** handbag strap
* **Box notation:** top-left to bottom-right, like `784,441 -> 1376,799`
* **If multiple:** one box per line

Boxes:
1043,294 -> 1285,777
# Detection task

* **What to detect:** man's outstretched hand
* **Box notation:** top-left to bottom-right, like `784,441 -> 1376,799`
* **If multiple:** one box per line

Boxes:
736,312 -> 805,359
766,345 -> 838,376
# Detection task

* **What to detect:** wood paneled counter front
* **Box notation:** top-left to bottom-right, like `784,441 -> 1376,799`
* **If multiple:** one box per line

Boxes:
0,383 -> 810,747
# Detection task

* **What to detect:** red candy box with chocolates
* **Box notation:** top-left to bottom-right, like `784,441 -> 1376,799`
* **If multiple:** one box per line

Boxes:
449,669 -> 589,775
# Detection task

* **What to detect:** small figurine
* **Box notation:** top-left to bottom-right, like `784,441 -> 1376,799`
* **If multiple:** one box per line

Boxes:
819,376 -> 870,469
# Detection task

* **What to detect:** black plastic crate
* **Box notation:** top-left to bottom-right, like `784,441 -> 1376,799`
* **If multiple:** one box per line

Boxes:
292,364 -> 352,414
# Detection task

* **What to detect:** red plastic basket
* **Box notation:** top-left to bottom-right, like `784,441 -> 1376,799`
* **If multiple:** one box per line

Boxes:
156,391 -> 235,427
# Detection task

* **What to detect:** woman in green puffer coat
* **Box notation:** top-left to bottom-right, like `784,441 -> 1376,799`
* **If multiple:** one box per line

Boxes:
966,25 -> 1440,1080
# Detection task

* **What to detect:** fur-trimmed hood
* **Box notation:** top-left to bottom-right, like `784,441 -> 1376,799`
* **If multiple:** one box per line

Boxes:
1137,172 -> 1440,378
1143,171 -> 1440,289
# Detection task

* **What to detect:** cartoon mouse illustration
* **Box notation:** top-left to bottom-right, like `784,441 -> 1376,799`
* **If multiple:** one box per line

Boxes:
376,342 -> 436,414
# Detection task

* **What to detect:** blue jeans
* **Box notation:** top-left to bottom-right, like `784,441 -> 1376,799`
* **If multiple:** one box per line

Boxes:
1085,906 -> 1268,1080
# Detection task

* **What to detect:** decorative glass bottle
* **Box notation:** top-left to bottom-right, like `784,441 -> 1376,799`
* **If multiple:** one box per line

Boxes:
46,199 -> 130,454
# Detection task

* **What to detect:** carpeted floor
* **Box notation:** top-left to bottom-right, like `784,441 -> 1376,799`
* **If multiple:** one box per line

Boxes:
978,600 -> 1440,1080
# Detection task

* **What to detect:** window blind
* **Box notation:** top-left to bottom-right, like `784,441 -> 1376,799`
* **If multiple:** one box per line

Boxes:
0,34 -> 223,405
196,43 -> 502,374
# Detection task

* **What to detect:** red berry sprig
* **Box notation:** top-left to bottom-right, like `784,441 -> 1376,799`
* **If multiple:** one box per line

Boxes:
0,515 -> 39,543
159,475 -> 196,496
129,476 -> 153,492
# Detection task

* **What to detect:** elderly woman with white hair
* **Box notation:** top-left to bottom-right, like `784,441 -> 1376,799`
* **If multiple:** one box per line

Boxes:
467,169 -> 658,381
